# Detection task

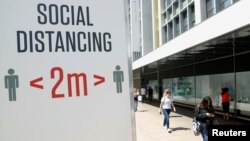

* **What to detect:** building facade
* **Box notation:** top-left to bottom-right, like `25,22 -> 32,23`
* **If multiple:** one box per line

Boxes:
131,0 -> 250,118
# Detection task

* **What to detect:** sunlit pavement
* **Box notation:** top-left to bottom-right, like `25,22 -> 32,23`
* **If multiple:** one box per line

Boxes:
135,103 -> 201,141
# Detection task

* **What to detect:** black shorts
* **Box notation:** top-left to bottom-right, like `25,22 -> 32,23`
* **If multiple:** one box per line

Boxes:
222,102 -> 230,113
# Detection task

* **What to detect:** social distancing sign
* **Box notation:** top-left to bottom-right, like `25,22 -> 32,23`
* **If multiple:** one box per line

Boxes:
0,1 -> 135,141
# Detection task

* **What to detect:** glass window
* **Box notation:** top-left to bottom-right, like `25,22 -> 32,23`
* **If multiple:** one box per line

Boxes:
167,7 -> 172,20
189,4 -> 195,28
162,12 -> 167,24
236,71 -> 250,113
180,0 -> 188,9
174,18 -> 180,37
206,0 -> 214,18
172,76 -> 195,105
163,25 -> 168,43
182,11 -> 188,32
163,0 -> 168,10
173,1 -> 179,15
219,0 -> 231,11
235,51 -> 250,114
196,73 -> 235,109
168,22 -> 173,40
162,78 -> 173,94
148,80 -> 159,100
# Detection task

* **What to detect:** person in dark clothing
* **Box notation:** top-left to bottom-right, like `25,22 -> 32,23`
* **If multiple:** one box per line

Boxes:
133,88 -> 139,112
148,86 -> 153,102
194,96 -> 215,141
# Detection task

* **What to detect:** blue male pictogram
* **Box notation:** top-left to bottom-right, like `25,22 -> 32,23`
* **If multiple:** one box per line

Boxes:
4,68 -> 19,101
113,65 -> 124,93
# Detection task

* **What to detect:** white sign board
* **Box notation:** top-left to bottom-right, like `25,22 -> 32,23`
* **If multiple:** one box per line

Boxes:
0,0 -> 135,141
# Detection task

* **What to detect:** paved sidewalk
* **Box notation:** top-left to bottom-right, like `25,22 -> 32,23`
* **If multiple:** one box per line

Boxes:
135,103 -> 201,141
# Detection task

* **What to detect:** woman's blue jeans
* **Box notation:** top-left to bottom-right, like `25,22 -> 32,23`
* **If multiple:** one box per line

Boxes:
162,109 -> 171,128
200,123 -> 208,141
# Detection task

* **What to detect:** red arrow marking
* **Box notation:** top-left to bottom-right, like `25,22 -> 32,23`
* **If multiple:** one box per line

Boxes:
94,74 -> 105,86
30,77 -> 44,89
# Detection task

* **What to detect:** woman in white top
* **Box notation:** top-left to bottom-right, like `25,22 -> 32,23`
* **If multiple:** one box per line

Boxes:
159,89 -> 176,133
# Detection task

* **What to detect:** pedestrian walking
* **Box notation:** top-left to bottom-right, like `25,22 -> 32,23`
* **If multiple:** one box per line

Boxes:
159,89 -> 176,133
194,96 -> 215,141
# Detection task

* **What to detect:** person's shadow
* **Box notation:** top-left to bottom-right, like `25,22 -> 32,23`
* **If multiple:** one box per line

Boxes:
137,110 -> 148,112
171,127 -> 190,132
170,115 -> 182,118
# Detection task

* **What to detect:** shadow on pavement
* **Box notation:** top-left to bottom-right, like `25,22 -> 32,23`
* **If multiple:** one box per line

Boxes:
171,127 -> 190,132
137,110 -> 148,112
170,115 -> 182,118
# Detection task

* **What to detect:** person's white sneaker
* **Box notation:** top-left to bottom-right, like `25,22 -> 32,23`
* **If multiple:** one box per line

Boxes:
163,126 -> 167,130
167,128 -> 171,133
